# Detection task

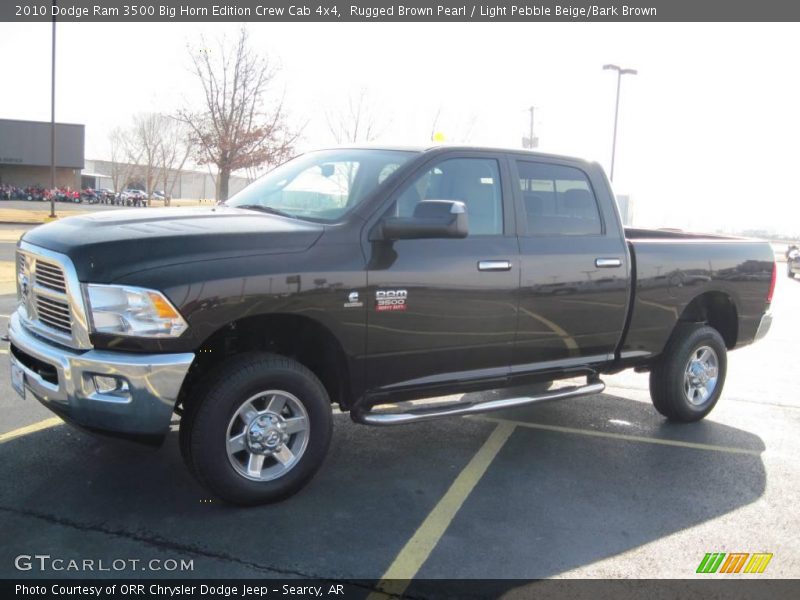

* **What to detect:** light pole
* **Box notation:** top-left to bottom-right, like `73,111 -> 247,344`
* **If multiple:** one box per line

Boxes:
603,63 -> 637,182
523,106 -> 538,149
49,0 -> 57,219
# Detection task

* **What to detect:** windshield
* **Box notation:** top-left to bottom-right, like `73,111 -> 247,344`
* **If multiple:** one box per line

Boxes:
225,149 -> 417,221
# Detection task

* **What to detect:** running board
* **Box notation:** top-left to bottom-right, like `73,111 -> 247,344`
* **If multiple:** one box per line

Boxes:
354,380 -> 605,426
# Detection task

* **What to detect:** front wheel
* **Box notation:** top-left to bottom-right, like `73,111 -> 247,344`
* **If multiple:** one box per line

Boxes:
649,323 -> 727,422
180,353 -> 333,505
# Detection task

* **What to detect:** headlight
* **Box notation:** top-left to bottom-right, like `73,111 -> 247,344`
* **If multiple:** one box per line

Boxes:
83,284 -> 188,338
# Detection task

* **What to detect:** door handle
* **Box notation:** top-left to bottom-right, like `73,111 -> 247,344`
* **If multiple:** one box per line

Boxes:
595,258 -> 622,268
478,260 -> 512,272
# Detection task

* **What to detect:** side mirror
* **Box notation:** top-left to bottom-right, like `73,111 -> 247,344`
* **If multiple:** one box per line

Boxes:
379,200 -> 469,240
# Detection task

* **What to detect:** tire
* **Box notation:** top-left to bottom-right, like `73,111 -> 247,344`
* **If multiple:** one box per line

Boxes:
181,352 -> 333,505
649,323 -> 727,422
789,265 -> 795,279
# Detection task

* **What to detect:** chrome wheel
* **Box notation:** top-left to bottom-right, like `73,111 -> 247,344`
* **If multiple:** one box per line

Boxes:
683,346 -> 719,406
226,390 -> 310,482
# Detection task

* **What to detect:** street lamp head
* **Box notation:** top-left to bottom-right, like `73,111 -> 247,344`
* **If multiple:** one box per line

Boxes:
603,64 -> 638,76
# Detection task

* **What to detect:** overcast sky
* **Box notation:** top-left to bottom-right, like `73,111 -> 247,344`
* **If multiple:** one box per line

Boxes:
1,22 -> 798,236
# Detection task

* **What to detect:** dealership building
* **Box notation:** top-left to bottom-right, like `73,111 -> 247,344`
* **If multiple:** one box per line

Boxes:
0,118 -> 84,189
1,117 -> 250,199
82,159 -> 251,200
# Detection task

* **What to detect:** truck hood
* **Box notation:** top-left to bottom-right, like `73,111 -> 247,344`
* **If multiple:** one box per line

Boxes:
21,206 -> 325,282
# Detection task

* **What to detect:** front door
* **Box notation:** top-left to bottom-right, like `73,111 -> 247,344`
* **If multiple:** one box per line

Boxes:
365,155 -> 519,392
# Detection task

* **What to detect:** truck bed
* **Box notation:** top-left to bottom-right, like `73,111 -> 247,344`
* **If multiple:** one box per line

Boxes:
625,227 -> 744,241
621,228 -> 774,363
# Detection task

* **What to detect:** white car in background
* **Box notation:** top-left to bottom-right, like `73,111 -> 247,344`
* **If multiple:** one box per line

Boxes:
122,188 -> 148,206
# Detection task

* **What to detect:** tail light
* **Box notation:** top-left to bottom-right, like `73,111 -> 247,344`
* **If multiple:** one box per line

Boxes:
767,261 -> 776,304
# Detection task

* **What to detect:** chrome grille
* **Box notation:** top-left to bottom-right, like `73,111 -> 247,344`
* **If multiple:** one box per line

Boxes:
35,295 -> 72,334
15,244 -> 90,348
34,260 -> 67,293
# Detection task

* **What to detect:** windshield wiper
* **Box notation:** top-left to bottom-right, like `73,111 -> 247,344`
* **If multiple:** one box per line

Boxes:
232,204 -> 295,219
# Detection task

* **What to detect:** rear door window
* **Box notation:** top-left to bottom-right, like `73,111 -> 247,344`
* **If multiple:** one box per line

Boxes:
516,161 -> 602,236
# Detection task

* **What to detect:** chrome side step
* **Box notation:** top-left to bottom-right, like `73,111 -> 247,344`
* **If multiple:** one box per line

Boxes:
355,380 -> 605,426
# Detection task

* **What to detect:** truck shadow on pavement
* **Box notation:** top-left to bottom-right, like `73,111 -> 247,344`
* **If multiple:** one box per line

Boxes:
0,391 -> 766,582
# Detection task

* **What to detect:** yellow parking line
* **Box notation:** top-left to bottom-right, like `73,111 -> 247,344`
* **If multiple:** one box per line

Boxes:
0,348 -> 7,354
0,417 -> 63,444
472,415 -> 761,456
370,422 -> 516,599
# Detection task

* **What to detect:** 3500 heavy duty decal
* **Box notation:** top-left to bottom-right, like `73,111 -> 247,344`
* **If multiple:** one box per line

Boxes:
376,289 -> 407,312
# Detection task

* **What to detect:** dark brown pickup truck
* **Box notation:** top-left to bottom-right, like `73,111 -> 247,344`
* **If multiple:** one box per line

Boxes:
9,146 -> 775,504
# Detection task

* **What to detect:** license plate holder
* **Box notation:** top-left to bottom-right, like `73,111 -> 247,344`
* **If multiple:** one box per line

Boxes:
11,359 -> 26,400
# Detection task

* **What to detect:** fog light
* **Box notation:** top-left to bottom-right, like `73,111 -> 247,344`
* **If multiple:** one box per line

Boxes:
93,375 -> 128,394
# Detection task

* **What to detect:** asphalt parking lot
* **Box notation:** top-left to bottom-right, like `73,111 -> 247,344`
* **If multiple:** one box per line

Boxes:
0,234 -> 798,587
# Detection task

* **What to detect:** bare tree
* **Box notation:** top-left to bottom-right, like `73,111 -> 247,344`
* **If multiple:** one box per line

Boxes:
459,113 -> 479,143
130,113 -> 163,203
108,127 -> 139,195
156,117 -> 191,206
178,27 -> 298,201
326,88 -> 386,144
429,106 -> 443,141
426,107 -> 478,143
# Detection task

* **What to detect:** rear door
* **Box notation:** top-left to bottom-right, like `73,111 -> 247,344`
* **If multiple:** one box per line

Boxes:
365,153 -> 519,392
511,158 -> 629,371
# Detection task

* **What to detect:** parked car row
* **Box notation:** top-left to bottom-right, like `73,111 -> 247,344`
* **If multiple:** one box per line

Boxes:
2,184 -> 175,206
0,185 -> 46,200
0,185 -> 83,202
85,188 -> 153,207
787,245 -> 800,279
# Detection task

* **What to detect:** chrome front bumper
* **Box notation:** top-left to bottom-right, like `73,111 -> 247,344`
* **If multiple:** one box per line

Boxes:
8,311 -> 194,444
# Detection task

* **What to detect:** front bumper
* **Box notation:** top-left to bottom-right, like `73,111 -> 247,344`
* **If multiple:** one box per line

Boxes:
8,311 -> 194,444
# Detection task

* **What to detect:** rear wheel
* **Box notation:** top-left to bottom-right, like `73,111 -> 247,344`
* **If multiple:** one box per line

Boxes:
788,264 -> 795,278
649,323 -> 727,422
181,353 -> 333,505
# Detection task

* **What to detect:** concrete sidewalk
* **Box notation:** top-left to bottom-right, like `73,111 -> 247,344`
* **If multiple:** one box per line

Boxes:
0,208 -> 71,225
0,199 -> 208,226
